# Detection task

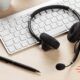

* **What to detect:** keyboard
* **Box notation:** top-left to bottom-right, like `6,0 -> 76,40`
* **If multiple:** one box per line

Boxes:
0,0 -> 79,54
58,0 -> 80,13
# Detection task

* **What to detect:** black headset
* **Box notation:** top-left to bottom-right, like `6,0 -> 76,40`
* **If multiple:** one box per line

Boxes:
28,5 -> 80,70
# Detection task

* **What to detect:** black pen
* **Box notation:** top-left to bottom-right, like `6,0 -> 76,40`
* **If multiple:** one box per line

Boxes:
0,56 -> 40,73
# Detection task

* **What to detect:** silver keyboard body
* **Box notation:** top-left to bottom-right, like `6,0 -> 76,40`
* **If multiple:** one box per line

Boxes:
0,0 -> 79,54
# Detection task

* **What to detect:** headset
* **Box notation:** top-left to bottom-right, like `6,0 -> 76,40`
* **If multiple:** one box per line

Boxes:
28,5 -> 80,70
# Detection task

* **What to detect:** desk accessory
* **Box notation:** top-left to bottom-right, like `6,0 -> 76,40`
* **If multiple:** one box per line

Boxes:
0,56 -> 40,73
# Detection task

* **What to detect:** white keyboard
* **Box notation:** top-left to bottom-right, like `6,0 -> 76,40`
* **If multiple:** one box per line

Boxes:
58,0 -> 80,13
0,0 -> 80,54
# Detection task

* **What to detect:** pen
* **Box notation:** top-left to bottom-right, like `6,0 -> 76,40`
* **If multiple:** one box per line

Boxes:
0,56 -> 40,73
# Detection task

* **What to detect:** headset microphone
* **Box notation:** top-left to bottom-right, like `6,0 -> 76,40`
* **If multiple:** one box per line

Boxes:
56,41 -> 80,70
56,63 -> 73,70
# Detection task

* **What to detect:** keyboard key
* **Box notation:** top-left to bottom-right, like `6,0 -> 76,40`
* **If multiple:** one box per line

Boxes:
51,17 -> 57,23
39,27 -> 45,33
5,39 -> 14,46
68,16 -> 76,22
20,35 -> 27,41
10,27 -> 16,33
7,45 -> 16,53
62,13 -> 69,18
39,22 -> 45,28
34,18 -> 41,24
14,43 -> 22,49
8,18 -> 17,27
45,25 -> 51,31
1,30 -> 10,36
20,29 -> 27,34
63,18 -> 70,24
22,23 -> 28,28
28,38 -> 35,44
57,15 -> 63,20
22,16 -> 29,22
52,12 -> 58,16
58,10 -> 64,15
21,40 -> 28,47
13,37 -> 20,43
46,13 -> 53,19
15,17 -> 23,25
14,31 -> 20,37
32,23 -> 39,30
41,11 -> 46,16
3,24 -> 10,29
3,34 -> 14,41
57,21 -> 64,26
45,20 -> 51,25
76,0 -> 80,3
16,25 -> 23,31
26,33 -> 32,38
40,16 -> 47,21
51,23 -> 58,28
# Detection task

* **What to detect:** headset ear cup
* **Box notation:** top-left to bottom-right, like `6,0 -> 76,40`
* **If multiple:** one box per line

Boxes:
67,22 -> 80,43
40,33 -> 60,50
41,41 -> 51,51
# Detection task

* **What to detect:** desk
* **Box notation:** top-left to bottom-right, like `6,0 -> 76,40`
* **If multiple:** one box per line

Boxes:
0,0 -> 80,80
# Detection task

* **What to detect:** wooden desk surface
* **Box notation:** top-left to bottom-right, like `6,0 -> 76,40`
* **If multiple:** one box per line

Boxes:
0,0 -> 80,80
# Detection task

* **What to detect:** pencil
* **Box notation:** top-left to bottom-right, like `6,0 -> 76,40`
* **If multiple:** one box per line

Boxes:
0,56 -> 40,73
